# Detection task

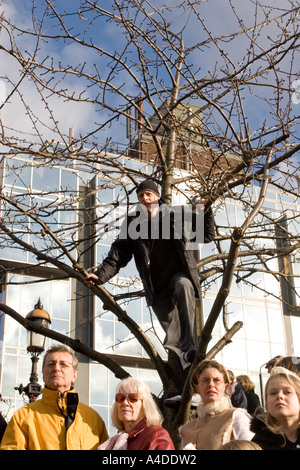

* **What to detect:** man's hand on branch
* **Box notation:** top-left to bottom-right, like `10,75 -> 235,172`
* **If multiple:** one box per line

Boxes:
84,273 -> 102,288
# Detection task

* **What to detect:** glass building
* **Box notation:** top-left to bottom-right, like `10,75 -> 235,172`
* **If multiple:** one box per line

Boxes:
0,148 -> 299,434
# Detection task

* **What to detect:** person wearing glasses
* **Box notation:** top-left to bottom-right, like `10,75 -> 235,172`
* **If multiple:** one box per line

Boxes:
0,412 -> 7,444
1,345 -> 108,450
98,377 -> 175,450
180,360 -> 254,450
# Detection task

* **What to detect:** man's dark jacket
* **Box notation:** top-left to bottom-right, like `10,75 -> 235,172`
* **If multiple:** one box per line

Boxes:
94,201 -> 215,306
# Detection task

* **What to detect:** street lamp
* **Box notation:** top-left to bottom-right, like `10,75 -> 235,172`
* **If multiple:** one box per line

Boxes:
15,299 -> 51,402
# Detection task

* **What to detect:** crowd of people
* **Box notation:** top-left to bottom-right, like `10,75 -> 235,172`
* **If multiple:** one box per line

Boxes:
0,181 -> 299,450
180,356 -> 300,450
0,346 -> 299,450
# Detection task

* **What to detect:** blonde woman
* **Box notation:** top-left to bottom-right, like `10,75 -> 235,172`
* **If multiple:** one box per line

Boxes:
251,367 -> 300,450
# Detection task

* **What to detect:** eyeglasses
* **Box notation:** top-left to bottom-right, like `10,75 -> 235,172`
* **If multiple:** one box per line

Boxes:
45,360 -> 73,369
199,378 -> 225,386
115,393 -> 140,403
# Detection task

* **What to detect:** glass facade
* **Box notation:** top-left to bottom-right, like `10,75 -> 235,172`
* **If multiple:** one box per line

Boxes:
201,186 -> 300,397
0,274 -> 71,415
0,157 -> 79,265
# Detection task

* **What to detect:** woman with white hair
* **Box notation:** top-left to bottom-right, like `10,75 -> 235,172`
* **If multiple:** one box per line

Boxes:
98,377 -> 175,450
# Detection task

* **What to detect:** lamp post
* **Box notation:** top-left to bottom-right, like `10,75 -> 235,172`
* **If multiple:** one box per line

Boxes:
15,299 -> 51,402
259,362 -> 267,408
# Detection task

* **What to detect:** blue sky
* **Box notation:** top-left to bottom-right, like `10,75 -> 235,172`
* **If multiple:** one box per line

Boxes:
0,0 -> 299,171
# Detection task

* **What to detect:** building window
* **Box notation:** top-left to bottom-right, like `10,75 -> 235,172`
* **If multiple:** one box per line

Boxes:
0,275 -> 71,414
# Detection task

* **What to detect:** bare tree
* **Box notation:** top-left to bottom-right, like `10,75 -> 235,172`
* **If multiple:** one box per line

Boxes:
0,0 -> 299,445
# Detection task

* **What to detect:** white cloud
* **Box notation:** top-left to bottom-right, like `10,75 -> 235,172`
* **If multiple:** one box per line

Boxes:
0,2 -> 103,143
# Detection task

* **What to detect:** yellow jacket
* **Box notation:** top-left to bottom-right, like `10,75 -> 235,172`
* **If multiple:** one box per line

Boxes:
0,387 -> 108,450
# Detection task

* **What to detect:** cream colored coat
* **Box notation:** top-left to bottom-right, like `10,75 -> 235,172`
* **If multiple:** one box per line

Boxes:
180,396 -> 254,450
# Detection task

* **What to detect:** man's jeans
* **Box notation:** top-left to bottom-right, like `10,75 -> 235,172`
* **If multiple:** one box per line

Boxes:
151,272 -> 197,357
